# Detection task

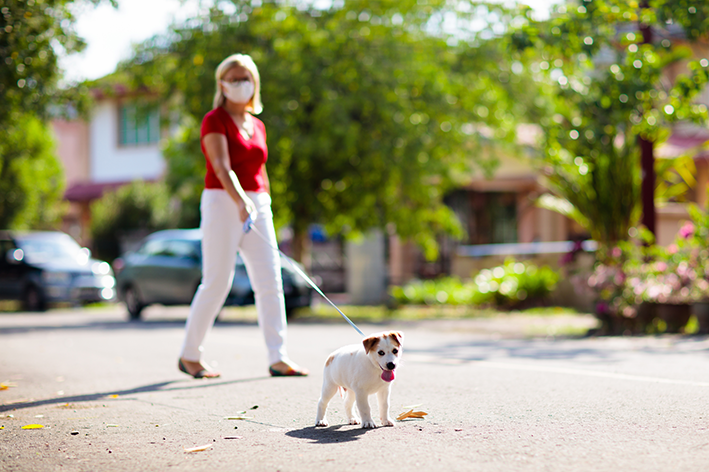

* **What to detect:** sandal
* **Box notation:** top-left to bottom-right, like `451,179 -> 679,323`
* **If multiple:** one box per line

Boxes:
269,362 -> 309,377
178,358 -> 221,379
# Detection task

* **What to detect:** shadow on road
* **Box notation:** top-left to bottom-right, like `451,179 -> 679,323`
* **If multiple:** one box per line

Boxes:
408,339 -> 616,363
407,335 -> 709,366
0,376 -> 269,413
285,425 -> 368,444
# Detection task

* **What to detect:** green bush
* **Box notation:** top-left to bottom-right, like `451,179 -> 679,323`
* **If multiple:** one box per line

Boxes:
471,259 -> 560,308
391,259 -> 560,309
390,277 -> 476,306
90,181 -> 177,261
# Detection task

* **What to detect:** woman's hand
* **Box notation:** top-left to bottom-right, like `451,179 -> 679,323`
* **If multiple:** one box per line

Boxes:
237,196 -> 256,223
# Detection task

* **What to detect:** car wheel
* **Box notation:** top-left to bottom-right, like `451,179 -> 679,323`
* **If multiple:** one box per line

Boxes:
23,285 -> 46,312
124,286 -> 144,321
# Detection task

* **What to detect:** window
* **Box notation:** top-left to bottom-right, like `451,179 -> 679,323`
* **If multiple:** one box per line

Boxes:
138,240 -> 168,257
487,193 -> 518,244
449,190 -> 518,245
138,239 -> 199,260
165,240 -> 200,260
119,103 -> 159,146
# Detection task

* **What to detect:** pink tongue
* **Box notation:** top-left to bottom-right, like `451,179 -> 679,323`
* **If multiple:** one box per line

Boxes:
381,370 -> 395,382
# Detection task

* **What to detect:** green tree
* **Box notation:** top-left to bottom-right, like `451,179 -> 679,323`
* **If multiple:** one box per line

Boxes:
122,0 -> 525,262
0,0 -> 115,229
508,0 -> 709,256
0,114 -> 66,229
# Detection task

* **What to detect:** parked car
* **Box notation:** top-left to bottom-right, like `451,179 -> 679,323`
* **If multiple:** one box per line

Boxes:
0,231 -> 116,311
113,228 -> 313,320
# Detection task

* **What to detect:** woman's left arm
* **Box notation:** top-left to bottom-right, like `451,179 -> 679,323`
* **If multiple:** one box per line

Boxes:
262,164 -> 271,195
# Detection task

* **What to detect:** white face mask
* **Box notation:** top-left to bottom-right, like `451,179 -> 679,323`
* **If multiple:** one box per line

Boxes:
221,80 -> 254,104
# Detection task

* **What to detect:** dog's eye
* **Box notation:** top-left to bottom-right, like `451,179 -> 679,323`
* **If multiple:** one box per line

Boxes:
378,350 -> 385,356
392,349 -> 398,354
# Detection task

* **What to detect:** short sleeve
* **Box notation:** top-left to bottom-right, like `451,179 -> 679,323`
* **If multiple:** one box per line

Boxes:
201,109 -> 227,138
255,118 -> 266,140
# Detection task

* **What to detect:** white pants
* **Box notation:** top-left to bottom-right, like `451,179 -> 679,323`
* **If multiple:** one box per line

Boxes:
180,189 -> 289,365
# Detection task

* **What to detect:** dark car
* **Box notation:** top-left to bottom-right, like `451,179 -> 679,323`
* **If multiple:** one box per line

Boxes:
113,228 -> 312,320
0,231 -> 116,311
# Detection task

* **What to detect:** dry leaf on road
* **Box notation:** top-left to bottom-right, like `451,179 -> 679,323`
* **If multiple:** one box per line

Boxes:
396,409 -> 428,421
184,444 -> 213,453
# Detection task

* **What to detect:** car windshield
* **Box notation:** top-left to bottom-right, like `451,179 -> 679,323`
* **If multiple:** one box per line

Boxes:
16,233 -> 87,264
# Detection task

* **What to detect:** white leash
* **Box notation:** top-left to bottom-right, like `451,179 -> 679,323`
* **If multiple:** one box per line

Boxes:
242,214 -> 365,337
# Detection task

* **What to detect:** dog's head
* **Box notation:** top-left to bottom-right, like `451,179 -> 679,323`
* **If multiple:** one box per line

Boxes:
362,331 -> 404,382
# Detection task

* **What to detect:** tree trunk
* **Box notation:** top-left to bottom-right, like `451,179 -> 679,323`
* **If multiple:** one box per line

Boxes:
639,1 -> 656,237
640,136 -> 656,235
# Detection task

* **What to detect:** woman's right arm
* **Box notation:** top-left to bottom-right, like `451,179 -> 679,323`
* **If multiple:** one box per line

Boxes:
202,132 -> 255,222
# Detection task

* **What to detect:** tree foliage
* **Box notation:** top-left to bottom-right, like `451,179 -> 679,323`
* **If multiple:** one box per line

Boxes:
0,114 -> 66,229
0,0 -> 115,230
0,0 -> 115,123
508,0 -> 709,253
122,0 -> 530,261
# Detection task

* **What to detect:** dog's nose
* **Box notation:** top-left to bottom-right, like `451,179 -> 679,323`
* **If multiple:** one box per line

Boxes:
386,362 -> 396,370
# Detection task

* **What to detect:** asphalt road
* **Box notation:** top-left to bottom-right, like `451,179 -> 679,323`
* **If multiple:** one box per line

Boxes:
1,305 -> 708,472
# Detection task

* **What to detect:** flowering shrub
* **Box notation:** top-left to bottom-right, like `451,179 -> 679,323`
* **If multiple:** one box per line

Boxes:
589,215 -> 709,326
588,258 -> 634,318
629,253 -> 696,305
633,218 -> 709,305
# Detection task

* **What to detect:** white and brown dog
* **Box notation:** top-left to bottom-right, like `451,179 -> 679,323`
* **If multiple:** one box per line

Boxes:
315,331 -> 403,429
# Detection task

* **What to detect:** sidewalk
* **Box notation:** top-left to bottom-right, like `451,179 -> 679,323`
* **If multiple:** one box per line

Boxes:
1,306 -> 708,471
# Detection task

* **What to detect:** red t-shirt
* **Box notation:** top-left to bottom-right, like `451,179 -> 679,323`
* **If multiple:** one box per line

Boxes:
200,107 -> 268,192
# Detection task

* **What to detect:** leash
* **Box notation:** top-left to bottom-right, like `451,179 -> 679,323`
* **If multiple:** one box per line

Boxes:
242,214 -> 365,337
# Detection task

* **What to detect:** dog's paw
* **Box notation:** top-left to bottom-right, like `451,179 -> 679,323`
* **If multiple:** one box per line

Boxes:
315,419 -> 329,427
348,417 -> 361,425
361,419 -> 377,429
381,417 -> 396,427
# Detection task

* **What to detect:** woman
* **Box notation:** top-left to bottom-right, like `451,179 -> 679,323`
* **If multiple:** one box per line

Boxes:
178,53 -> 308,378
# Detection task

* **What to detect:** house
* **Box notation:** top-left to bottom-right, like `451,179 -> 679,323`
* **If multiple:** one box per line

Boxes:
53,85 -> 165,247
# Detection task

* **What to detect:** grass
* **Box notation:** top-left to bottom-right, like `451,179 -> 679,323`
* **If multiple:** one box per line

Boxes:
290,303 -> 588,324
284,303 -> 598,339
0,300 -> 21,312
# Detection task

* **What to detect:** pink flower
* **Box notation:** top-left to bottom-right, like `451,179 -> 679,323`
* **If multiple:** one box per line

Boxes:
611,247 -> 622,258
679,222 -> 695,239
596,302 -> 609,314
667,244 -> 678,255
559,252 -> 574,265
614,272 -> 626,285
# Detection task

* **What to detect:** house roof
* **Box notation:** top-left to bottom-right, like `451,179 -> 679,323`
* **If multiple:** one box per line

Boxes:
656,126 -> 709,159
64,181 -> 132,202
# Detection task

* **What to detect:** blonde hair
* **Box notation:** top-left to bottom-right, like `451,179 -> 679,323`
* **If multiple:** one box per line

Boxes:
212,53 -> 263,114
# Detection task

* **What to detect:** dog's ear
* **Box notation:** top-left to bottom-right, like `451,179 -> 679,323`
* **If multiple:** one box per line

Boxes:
362,336 -> 380,354
388,331 -> 404,347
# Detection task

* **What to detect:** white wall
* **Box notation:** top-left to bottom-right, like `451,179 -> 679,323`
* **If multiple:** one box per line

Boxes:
89,100 -> 165,183
346,230 -> 387,305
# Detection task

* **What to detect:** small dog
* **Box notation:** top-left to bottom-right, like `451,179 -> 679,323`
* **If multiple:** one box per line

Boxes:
315,330 -> 403,429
